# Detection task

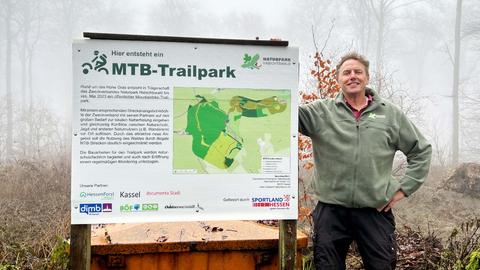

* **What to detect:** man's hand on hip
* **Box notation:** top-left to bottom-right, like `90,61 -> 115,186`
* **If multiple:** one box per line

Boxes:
377,190 -> 406,212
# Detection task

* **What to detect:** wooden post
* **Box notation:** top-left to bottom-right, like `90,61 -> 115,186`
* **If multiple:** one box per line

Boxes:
70,224 -> 91,270
279,219 -> 297,270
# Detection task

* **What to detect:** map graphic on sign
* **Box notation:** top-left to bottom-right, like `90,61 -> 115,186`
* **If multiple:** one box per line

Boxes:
173,87 -> 291,174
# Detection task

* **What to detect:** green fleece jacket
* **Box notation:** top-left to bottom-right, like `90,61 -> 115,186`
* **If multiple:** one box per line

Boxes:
299,88 -> 432,208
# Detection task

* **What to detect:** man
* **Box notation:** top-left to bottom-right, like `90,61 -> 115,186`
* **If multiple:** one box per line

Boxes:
298,52 -> 431,269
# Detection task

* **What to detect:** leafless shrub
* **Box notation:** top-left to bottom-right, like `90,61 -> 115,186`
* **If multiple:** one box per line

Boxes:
436,218 -> 480,269
0,158 -> 70,269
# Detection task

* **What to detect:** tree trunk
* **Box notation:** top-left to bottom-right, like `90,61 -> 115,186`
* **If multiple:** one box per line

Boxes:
28,46 -> 34,159
21,25 -> 28,157
375,0 -> 385,95
452,0 -> 462,165
5,0 -> 14,160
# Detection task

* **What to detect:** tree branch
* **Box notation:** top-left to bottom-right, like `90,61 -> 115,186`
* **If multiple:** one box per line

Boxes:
320,19 -> 335,54
311,25 -> 319,53
443,41 -> 455,66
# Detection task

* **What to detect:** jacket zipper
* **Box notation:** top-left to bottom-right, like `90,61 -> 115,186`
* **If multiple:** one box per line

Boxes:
351,105 -> 377,207
341,95 -> 381,207
352,119 -> 360,207
340,101 -> 361,207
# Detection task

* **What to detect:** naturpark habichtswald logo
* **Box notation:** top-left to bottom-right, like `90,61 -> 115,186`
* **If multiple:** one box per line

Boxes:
241,53 -> 262,69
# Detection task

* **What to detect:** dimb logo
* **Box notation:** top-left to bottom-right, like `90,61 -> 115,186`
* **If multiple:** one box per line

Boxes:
241,53 -> 261,69
82,50 -> 109,74
79,203 -> 102,215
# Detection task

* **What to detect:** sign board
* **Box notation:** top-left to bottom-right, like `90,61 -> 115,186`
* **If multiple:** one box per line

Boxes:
71,39 -> 298,224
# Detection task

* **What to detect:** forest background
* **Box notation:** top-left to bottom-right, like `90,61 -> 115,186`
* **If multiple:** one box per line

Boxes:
0,0 -> 479,269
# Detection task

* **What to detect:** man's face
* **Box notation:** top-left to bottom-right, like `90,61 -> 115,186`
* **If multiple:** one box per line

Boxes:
337,59 -> 369,95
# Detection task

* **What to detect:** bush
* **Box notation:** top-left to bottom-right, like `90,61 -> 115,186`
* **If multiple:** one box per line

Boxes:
0,159 -> 70,269
436,218 -> 480,269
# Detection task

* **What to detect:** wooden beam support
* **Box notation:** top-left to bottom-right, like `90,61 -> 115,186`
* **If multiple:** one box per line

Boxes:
83,32 -> 289,46
70,224 -> 91,270
279,219 -> 297,270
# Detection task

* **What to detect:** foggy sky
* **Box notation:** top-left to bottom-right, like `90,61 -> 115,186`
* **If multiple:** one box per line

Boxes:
1,0 -> 479,163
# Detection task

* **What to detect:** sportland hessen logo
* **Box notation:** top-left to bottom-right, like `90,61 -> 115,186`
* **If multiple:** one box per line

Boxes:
252,195 -> 290,208
241,53 -> 262,69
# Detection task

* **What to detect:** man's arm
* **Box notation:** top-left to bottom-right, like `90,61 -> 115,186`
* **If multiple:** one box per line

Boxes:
378,113 -> 431,212
396,113 -> 432,197
298,101 -> 323,137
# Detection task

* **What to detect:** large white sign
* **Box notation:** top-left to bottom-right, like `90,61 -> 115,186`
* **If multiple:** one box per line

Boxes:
71,39 -> 298,224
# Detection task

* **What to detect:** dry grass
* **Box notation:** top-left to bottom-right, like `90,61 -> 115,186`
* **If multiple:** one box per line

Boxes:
0,159 -> 70,269
1,159 -> 479,269
396,166 -> 480,239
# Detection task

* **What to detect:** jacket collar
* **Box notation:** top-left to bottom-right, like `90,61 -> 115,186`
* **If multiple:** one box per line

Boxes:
335,87 -> 382,105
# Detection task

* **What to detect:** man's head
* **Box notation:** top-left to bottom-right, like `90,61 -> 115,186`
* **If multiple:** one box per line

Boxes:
336,52 -> 370,96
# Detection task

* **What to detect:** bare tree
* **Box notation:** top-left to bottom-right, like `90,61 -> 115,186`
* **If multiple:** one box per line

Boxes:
430,122 -> 451,167
3,0 -> 14,160
14,0 -> 43,157
285,0 -> 340,53
462,0 -> 480,42
0,96 -> 5,160
362,0 -> 423,94
451,0 -> 462,165
27,103 -> 67,160
454,0 -> 480,163
347,0 -> 374,56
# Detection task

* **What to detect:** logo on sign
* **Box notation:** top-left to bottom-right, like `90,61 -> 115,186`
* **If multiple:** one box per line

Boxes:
79,203 -> 113,215
120,204 -> 141,212
79,191 -> 114,200
82,50 -> 109,74
261,56 -> 294,66
252,195 -> 291,208
79,204 -> 102,215
142,203 -> 159,211
241,53 -> 261,69
164,203 -> 204,212
120,191 -> 141,198
102,203 -> 113,212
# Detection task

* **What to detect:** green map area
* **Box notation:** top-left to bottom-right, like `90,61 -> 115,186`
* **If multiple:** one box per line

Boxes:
173,87 -> 291,174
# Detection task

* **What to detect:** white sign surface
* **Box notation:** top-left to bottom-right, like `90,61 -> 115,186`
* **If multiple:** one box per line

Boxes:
71,39 -> 298,224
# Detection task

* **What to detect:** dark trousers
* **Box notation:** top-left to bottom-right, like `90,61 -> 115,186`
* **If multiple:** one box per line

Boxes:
312,201 -> 397,270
